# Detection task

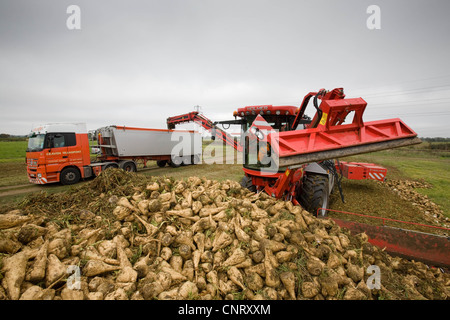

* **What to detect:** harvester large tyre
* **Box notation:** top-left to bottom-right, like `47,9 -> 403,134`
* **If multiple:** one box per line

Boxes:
298,174 -> 329,217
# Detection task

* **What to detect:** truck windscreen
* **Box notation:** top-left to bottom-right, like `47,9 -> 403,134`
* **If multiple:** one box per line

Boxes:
27,134 -> 45,152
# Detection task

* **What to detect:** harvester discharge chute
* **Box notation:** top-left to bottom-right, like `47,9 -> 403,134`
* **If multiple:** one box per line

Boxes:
268,88 -> 421,168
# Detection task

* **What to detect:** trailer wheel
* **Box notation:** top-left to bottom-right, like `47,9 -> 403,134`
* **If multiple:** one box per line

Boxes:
182,155 -> 196,166
240,176 -> 256,192
120,161 -> 136,172
103,163 -> 119,170
157,160 -> 167,167
60,167 -> 81,185
169,156 -> 182,168
298,173 -> 329,217
191,155 -> 200,165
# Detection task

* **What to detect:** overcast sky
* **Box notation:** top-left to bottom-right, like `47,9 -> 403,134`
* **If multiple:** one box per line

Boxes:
1,0 -> 449,137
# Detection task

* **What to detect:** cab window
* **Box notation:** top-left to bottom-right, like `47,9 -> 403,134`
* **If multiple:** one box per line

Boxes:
45,133 -> 76,148
64,133 -> 76,147
53,135 -> 65,148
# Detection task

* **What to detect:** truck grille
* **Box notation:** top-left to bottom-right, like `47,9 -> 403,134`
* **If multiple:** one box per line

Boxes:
27,158 -> 38,166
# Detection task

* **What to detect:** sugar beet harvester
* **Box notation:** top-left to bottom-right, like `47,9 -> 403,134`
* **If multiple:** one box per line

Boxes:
168,88 -> 450,268
167,87 -> 421,216
26,124 -> 202,185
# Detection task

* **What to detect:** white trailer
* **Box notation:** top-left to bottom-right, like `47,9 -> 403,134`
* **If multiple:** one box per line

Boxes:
96,125 -> 202,168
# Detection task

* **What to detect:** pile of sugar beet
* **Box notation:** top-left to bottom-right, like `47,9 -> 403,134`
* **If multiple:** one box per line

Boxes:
0,169 -> 449,300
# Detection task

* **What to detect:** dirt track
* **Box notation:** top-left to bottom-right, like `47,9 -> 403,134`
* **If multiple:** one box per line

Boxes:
0,165 -> 169,198
0,185 -> 42,197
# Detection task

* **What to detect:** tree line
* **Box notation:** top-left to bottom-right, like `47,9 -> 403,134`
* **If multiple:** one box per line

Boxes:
0,134 -> 27,141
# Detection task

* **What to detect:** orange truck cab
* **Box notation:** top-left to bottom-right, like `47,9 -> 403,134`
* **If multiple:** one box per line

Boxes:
26,123 -> 91,185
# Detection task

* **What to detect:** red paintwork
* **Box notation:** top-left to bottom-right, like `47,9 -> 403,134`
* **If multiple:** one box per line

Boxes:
242,167 -> 305,200
26,133 -> 90,184
321,209 -> 450,267
268,88 -> 417,160
271,116 -> 417,160
233,89 -> 418,169
291,88 -> 345,130
205,87 -> 415,201
236,105 -> 298,116
336,161 -> 387,181
330,218 -> 450,268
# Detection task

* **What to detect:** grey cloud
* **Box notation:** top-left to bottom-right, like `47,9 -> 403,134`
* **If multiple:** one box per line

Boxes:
0,0 -> 449,137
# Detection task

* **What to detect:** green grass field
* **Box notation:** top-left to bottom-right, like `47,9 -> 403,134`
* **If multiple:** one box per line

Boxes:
0,141 -> 29,188
343,146 -> 450,217
0,140 -> 27,163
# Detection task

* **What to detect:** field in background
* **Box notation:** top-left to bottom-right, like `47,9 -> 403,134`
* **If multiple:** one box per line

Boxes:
0,140 -> 27,163
0,139 -> 448,221
338,143 -> 449,217
0,140 -> 29,190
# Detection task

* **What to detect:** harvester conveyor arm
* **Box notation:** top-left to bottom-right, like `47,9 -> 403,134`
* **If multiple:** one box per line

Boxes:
167,111 -> 243,152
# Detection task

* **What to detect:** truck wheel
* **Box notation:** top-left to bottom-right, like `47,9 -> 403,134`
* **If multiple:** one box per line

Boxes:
157,160 -> 167,167
121,161 -> 136,172
240,176 -> 256,192
60,167 -> 81,185
298,174 -> 329,216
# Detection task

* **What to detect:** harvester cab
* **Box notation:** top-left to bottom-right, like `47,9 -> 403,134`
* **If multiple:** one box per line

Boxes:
228,92 -> 339,215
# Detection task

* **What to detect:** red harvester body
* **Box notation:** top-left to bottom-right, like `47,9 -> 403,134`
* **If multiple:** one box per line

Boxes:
167,87 -> 449,267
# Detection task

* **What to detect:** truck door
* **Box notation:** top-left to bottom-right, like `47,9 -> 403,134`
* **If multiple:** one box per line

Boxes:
44,133 -> 69,179
64,133 -> 83,166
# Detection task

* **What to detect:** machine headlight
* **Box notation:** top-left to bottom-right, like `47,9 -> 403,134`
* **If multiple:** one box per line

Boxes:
255,130 -> 265,140
250,127 -> 264,140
